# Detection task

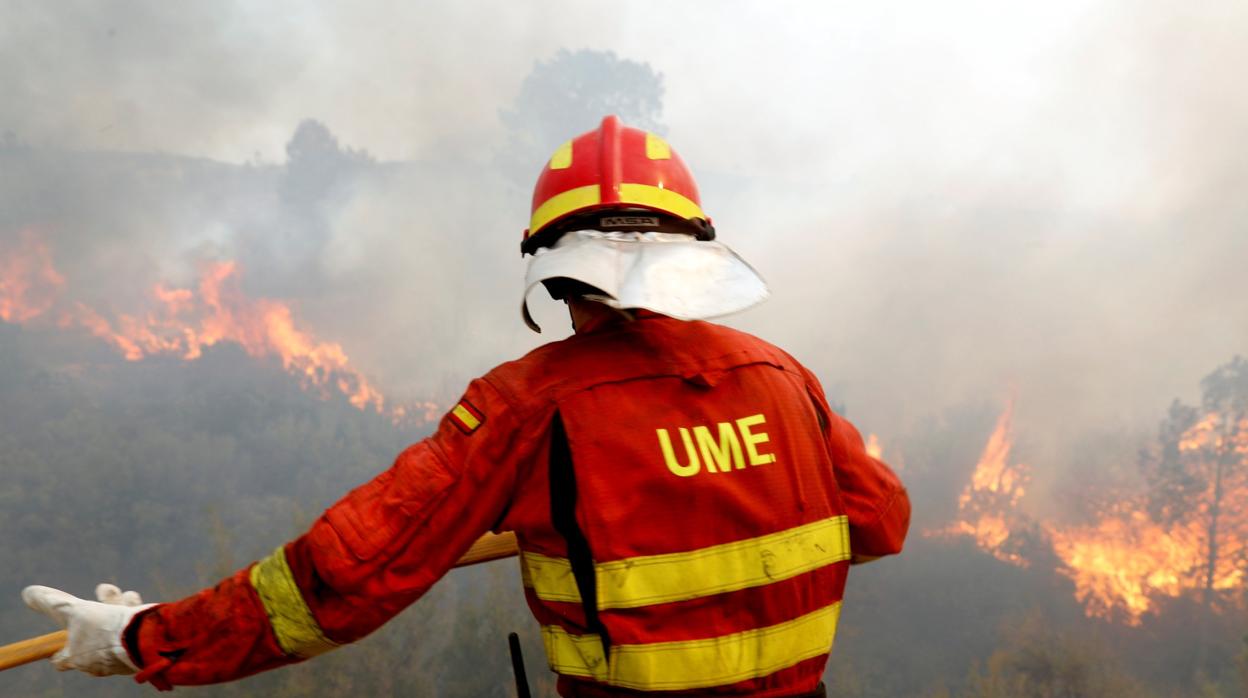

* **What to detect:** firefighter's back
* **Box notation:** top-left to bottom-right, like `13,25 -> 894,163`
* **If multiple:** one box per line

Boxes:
490,314 -> 850,697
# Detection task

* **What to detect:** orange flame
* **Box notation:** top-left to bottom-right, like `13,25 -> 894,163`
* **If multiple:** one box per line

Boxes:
1048,411 -> 1248,624
931,399 -> 1033,566
963,402 -> 1028,508
67,261 -> 392,412
941,398 -> 1248,625
2,232 -> 437,422
0,231 -> 65,323
1047,508 -> 1234,623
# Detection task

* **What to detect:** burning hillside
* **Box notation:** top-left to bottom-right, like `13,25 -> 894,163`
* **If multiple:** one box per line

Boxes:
0,230 -> 437,423
0,230 -> 65,324
935,375 -> 1248,626
933,401 -> 1035,567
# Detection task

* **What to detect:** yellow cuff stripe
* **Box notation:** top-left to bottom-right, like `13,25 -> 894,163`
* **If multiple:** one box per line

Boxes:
523,515 -> 850,609
249,547 -> 339,658
543,602 -> 841,691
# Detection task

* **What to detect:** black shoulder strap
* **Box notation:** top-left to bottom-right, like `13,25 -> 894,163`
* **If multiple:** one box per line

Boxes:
548,410 -> 612,658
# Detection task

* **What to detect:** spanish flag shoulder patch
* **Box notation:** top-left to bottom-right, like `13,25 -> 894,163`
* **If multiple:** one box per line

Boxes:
449,399 -> 485,435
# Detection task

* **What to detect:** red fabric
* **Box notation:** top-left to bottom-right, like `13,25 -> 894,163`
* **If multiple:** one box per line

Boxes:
131,567 -> 294,685
496,316 -> 906,696
796,362 -> 910,561
128,315 -> 908,693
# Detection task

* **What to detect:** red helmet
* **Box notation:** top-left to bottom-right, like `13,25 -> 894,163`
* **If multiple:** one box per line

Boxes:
521,115 -> 714,255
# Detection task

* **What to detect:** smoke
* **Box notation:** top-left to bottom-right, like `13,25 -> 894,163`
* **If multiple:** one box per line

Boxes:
3,2 -> 1248,694
3,0 -> 1247,486
714,0 -> 1248,483
2,0 -> 1245,477
0,2 -> 308,157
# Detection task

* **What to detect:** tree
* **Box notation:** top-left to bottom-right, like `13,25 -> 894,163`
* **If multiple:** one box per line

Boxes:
1143,357 -> 1248,613
1140,357 -> 1248,682
243,119 -> 378,296
497,49 -> 665,183
280,118 -> 374,210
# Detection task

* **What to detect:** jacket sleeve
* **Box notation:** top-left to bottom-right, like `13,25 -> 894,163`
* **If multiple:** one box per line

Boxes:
825,411 -> 910,562
125,376 -> 533,689
798,367 -> 910,563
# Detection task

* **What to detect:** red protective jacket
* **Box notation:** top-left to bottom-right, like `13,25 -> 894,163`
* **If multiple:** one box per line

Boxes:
125,312 -> 909,696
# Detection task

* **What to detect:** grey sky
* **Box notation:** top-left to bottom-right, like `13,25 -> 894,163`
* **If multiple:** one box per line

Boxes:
3,0 -> 1247,495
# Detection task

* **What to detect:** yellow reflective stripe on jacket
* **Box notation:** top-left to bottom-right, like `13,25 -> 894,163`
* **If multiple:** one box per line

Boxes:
521,549 -> 584,603
522,515 -> 850,609
543,602 -> 841,691
249,546 -> 339,658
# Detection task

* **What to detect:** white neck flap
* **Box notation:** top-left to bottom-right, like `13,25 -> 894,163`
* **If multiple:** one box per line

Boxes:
521,230 -> 769,332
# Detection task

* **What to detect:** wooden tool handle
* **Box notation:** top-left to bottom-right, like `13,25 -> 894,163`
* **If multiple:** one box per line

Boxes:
0,630 -> 68,672
0,530 -> 518,672
455,530 -> 518,566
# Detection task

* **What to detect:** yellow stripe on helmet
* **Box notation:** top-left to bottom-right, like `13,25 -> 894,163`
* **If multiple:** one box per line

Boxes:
549,140 -> 573,170
528,182 -> 708,240
249,547 -> 339,658
528,184 -> 601,238
617,183 -> 704,221
645,133 -> 671,160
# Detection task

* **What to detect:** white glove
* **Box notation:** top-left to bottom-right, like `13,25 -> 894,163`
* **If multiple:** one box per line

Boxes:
22,583 -> 156,676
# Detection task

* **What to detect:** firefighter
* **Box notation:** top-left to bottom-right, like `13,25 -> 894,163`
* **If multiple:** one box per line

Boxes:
23,116 -> 909,696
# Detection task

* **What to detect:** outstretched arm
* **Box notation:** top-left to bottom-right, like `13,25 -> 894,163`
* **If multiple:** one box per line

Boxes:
800,368 -> 910,563
824,412 -> 910,562
119,377 -> 532,689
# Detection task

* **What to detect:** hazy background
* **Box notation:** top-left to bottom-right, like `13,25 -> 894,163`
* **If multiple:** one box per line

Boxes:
2,1 -> 1246,696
